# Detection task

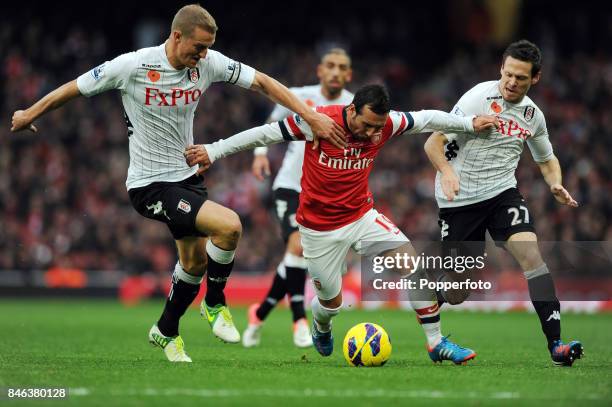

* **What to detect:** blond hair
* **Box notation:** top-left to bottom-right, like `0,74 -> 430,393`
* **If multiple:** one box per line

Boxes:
171,4 -> 218,36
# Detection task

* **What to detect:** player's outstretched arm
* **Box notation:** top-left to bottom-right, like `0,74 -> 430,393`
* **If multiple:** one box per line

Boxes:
185,121 -> 296,175
249,72 -> 346,149
537,156 -> 578,207
251,113 -> 276,181
424,132 -> 460,201
409,110 -> 499,134
11,80 -> 81,133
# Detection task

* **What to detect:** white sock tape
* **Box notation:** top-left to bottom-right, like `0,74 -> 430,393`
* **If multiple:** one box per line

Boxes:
283,253 -> 307,269
524,263 -> 549,280
206,240 -> 235,264
174,261 -> 203,285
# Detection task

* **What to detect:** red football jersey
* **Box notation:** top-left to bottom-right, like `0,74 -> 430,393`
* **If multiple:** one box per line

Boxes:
279,105 -> 413,231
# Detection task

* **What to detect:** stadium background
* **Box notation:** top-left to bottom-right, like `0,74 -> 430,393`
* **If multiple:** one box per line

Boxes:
0,0 -> 610,305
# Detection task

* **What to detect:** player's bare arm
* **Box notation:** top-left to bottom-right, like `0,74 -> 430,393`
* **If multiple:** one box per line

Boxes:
413,111 -> 499,134
11,80 -> 81,133
185,120 -> 290,174
250,71 -> 346,149
537,156 -> 578,207
424,132 -> 460,201
251,153 -> 271,181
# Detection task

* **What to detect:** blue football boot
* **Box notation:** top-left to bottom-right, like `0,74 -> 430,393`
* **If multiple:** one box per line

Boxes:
312,321 -> 333,356
551,339 -> 584,367
428,335 -> 476,365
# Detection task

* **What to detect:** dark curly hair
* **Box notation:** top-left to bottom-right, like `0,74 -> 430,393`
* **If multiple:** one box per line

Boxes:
351,84 -> 390,115
502,39 -> 542,77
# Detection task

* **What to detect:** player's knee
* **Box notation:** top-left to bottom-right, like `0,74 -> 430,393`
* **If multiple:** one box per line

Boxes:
517,250 -> 543,272
438,274 -> 471,305
221,212 -> 242,243
507,233 -> 542,271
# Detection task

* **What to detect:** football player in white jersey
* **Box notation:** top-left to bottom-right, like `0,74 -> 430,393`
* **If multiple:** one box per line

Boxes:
424,40 -> 583,366
10,4 -> 345,363
243,49 -> 354,349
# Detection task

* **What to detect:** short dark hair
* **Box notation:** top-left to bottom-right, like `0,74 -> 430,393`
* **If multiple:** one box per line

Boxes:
321,48 -> 352,67
502,39 -> 542,77
352,84 -> 390,115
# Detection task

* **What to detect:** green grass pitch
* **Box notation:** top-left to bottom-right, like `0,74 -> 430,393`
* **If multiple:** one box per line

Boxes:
0,299 -> 610,406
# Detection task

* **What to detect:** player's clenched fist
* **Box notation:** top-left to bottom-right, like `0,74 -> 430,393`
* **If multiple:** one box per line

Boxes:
472,115 -> 499,132
11,110 -> 38,133
184,144 -> 211,175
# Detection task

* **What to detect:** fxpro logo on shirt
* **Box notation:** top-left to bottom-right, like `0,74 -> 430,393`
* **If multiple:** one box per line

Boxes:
144,87 -> 202,106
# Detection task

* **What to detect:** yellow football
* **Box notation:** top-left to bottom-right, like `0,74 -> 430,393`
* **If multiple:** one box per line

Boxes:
342,322 -> 392,367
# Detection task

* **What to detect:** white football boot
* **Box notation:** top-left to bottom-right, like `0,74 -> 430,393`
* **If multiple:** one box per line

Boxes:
148,324 -> 192,363
201,301 -> 240,343
293,318 -> 313,348
242,303 -> 263,348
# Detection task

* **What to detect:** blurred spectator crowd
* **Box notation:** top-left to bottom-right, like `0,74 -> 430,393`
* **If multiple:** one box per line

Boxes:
1,1 -> 610,275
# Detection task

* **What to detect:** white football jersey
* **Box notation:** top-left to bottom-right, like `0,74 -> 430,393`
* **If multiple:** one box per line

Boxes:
77,43 -> 255,189
435,80 -> 554,208
255,84 -> 353,192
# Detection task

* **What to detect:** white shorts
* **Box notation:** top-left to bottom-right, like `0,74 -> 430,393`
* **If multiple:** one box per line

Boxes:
298,208 -> 409,300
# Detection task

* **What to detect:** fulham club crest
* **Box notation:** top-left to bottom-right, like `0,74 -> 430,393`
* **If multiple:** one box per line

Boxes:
188,67 -> 200,83
524,106 -> 535,121
177,199 -> 192,214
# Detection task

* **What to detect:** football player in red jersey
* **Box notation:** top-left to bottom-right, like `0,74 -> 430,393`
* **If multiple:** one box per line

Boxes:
244,49 -> 354,349
186,84 -> 498,363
